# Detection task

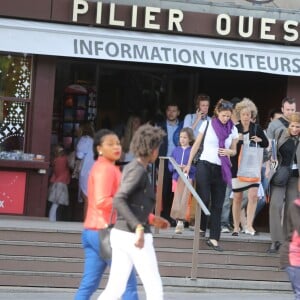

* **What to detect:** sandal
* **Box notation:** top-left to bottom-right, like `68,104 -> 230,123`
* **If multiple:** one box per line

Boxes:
232,231 -> 239,236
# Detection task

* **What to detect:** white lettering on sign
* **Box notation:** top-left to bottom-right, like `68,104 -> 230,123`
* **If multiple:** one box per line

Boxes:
216,14 -> 231,36
73,0 -> 89,22
238,16 -> 254,38
145,7 -> 161,30
215,13 -> 300,42
109,3 -> 125,27
0,200 -> 4,208
168,9 -> 183,31
73,0 -> 183,32
260,18 -> 276,40
72,1 -> 300,44
284,20 -> 299,42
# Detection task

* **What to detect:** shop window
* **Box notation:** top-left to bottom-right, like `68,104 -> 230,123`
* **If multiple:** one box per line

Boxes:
0,54 -> 32,152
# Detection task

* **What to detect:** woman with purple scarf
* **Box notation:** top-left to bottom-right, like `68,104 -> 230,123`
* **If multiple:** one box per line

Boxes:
185,99 -> 238,251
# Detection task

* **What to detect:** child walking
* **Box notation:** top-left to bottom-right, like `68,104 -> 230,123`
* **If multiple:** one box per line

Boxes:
48,145 -> 71,221
168,127 -> 196,234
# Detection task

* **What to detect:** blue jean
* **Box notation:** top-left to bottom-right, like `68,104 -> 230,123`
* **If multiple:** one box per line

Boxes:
286,266 -> 300,300
221,185 -> 232,226
74,229 -> 138,300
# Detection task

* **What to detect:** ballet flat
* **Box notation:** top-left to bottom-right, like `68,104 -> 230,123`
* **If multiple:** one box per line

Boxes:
206,239 -> 224,252
245,229 -> 256,236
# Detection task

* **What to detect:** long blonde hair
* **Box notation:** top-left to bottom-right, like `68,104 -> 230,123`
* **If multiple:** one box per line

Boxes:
122,115 -> 142,153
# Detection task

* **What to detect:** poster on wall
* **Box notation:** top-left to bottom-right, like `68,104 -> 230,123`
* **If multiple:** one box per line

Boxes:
0,171 -> 26,214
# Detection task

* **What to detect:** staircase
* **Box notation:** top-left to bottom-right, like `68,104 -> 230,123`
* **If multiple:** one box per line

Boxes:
0,216 -> 291,292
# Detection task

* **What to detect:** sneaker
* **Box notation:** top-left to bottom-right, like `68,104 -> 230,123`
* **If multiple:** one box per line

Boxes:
175,221 -> 184,234
199,229 -> 206,237
221,225 -> 231,233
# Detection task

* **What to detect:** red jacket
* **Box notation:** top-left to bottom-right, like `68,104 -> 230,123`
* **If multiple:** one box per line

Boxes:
50,155 -> 70,184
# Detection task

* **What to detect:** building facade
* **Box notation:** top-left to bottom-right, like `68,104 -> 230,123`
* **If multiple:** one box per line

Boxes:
0,0 -> 300,218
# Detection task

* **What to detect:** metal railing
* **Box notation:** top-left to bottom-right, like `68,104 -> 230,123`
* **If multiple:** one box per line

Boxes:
155,156 -> 210,279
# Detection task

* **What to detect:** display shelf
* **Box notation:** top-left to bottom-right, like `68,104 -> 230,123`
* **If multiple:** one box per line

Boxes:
59,84 -> 97,150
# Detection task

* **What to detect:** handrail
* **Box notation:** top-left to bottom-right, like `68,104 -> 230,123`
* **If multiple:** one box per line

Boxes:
155,156 -> 210,279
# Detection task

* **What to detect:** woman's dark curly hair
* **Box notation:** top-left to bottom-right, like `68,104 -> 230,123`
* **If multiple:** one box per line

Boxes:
130,124 -> 165,158
93,129 -> 117,160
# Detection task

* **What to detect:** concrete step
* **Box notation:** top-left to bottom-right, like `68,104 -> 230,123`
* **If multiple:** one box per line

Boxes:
0,241 -> 279,268
157,248 -> 279,267
0,230 -> 272,252
0,217 -> 288,292
0,228 -> 81,244
0,249 -> 287,282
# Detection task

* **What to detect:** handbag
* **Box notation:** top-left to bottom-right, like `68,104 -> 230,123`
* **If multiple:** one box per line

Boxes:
192,121 -> 209,165
99,209 -> 115,260
237,143 -> 264,183
270,165 -> 292,187
170,177 -> 191,220
271,139 -> 299,187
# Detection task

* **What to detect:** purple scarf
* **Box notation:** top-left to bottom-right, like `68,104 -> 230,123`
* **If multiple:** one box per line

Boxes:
211,117 -> 234,185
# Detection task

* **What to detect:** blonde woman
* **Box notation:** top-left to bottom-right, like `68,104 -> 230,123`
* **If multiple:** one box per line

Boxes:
268,112 -> 300,253
230,98 -> 269,236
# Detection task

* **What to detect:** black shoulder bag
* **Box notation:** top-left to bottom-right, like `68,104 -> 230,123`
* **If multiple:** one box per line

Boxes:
192,121 -> 209,165
271,137 -> 299,187
99,209 -> 115,260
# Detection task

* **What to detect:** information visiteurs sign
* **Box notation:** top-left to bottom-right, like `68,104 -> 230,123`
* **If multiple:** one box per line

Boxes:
1,18 -> 300,76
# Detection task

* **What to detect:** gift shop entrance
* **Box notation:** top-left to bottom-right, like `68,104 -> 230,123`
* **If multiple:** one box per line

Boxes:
52,57 -> 287,225
52,59 -> 286,152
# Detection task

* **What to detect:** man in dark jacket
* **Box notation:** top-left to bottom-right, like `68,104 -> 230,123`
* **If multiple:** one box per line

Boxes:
157,103 -> 183,226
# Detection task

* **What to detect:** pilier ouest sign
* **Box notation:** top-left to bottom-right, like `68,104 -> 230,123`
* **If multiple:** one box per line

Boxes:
73,0 -> 300,43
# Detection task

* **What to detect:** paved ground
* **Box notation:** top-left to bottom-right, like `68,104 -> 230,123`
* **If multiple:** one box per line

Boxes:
0,287 -> 294,300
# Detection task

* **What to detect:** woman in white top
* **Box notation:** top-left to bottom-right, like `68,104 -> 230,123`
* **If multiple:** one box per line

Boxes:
185,99 -> 238,251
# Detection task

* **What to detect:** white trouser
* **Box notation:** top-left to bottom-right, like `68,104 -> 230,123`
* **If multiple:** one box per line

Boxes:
98,228 -> 163,300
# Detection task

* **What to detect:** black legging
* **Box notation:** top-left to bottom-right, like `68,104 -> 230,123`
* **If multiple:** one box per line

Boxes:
196,160 -> 227,241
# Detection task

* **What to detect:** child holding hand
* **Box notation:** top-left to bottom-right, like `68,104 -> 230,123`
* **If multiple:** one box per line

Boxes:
168,127 -> 196,234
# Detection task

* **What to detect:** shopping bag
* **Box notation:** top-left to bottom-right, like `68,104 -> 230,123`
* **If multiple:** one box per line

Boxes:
170,177 -> 191,220
237,144 -> 263,183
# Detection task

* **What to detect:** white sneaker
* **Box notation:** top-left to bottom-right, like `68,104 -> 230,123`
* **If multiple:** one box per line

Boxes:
175,221 -> 184,234
221,226 -> 230,233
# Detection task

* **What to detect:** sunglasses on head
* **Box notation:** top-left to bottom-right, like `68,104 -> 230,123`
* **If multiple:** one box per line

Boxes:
220,101 -> 233,109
